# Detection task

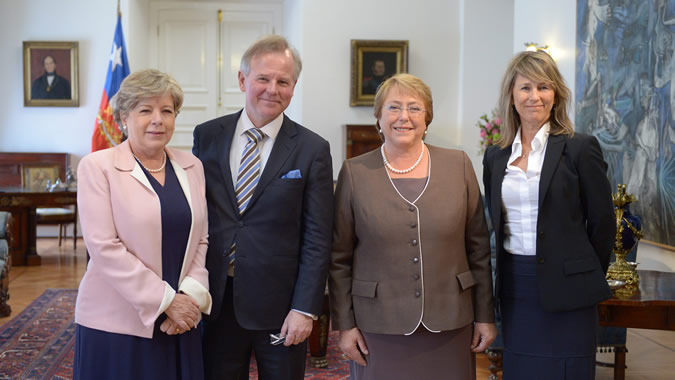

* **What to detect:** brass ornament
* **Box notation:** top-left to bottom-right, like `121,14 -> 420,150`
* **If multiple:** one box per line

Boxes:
606,184 -> 643,291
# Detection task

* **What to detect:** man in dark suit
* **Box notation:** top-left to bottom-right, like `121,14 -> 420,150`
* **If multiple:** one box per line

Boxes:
193,35 -> 333,380
31,55 -> 71,99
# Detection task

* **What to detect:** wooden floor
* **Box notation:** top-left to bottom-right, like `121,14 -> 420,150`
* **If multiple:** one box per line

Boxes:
1,239 -> 674,379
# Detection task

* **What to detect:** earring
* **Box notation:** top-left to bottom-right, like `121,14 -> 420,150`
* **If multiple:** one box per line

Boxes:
424,130 -> 428,135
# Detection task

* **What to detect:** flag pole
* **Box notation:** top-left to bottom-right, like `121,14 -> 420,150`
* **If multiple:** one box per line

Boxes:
117,0 -> 120,16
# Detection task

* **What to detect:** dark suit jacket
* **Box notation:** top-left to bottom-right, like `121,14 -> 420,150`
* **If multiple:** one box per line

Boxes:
193,110 -> 333,330
483,133 -> 615,313
330,146 -> 494,334
31,73 -> 71,99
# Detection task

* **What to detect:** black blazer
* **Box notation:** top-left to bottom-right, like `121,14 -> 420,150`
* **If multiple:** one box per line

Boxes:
483,133 -> 615,312
193,111 -> 334,329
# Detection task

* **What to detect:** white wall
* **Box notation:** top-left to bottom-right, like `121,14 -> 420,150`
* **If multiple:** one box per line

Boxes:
460,0 -> 514,184
293,0 -> 462,175
0,0 -> 132,162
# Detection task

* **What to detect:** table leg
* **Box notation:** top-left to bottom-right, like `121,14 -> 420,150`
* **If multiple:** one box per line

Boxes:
24,208 -> 41,265
486,348 -> 503,380
309,292 -> 330,368
5,207 -> 41,266
614,348 -> 626,380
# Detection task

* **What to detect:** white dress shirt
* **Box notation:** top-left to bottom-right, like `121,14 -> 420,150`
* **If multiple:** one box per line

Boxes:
229,108 -> 283,185
501,123 -> 550,256
228,108 -> 316,320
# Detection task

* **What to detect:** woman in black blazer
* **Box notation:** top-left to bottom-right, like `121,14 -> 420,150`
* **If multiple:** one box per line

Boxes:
483,50 -> 615,380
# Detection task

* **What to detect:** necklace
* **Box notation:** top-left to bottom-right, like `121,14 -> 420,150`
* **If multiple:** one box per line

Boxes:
381,142 -> 425,174
132,151 -> 167,173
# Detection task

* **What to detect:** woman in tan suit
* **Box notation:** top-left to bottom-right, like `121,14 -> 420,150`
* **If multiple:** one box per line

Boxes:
329,74 -> 496,379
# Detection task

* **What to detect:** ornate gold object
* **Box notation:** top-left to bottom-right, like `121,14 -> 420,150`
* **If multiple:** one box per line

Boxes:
607,184 -> 643,289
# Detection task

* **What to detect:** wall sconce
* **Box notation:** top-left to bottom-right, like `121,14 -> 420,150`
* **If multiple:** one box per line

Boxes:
524,42 -> 551,55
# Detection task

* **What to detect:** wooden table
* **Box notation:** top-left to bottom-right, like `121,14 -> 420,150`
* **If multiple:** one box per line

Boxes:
598,270 -> 675,380
0,187 -> 76,266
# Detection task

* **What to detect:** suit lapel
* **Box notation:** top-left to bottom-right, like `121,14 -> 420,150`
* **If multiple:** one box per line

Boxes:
490,147 -> 510,232
538,134 -> 565,208
246,115 -> 297,211
217,112 -> 240,213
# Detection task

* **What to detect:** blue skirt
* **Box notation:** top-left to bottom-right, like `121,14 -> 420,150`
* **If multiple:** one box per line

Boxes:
74,321 -> 204,380
500,254 -> 597,380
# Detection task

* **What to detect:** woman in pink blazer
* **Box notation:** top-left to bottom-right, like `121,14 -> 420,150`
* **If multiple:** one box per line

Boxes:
74,69 -> 211,380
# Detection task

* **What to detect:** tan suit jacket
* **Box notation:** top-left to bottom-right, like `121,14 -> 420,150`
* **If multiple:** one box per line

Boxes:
329,145 -> 494,335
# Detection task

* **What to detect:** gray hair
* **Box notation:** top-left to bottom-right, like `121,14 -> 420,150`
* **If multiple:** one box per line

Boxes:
240,35 -> 302,81
111,69 -> 184,125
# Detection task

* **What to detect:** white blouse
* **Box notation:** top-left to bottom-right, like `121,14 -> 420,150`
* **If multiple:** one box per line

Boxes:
501,123 -> 550,256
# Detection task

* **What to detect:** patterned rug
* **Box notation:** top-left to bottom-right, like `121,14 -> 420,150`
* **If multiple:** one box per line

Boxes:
0,289 -> 76,380
0,289 -> 350,379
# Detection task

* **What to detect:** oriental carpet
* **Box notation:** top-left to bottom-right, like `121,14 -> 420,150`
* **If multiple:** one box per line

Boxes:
0,289 -> 349,379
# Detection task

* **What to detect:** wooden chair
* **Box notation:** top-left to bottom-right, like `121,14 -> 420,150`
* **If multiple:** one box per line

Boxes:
17,160 -> 77,249
36,204 -> 77,248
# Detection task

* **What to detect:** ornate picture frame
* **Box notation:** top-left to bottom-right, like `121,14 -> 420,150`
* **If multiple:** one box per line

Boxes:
350,40 -> 408,106
23,41 -> 79,107
21,165 -> 60,190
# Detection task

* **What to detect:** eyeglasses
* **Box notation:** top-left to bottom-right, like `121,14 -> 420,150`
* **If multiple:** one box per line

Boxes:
384,104 -> 426,116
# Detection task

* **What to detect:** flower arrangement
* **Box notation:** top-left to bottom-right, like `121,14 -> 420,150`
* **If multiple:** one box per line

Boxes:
477,110 -> 502,154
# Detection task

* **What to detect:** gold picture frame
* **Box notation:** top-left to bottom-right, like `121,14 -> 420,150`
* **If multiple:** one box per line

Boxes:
23,41 -> 79,107
350,40 -> 408,106
21,165 -> 60,190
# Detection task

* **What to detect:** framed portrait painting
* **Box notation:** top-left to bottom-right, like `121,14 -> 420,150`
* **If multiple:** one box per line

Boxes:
23,41 -> 79,107
351,40 -> 408,106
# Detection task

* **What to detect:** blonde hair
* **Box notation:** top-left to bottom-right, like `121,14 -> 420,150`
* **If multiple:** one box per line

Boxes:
496,50 -> 574,148
240,35 -> 302,81
111,69 -> 183,124
373,73 -> 433,139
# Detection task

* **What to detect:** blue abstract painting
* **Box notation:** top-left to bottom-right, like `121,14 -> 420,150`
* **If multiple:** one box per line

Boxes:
576,0 -> 675,246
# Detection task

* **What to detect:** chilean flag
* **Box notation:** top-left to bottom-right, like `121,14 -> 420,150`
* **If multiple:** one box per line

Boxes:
91,12 -> 130,152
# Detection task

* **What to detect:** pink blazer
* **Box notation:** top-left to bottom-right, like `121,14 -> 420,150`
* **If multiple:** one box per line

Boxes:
75,141 -> 211,338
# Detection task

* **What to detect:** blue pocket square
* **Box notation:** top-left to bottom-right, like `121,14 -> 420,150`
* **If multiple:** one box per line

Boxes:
281,169 -> 302,179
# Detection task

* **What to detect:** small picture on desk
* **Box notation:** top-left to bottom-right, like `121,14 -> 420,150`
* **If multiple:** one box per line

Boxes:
22,166 -> 59,190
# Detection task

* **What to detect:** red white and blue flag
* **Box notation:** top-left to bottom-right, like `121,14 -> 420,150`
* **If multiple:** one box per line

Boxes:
91,12 -> 130,152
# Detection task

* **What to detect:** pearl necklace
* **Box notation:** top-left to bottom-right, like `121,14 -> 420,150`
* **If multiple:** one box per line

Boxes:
133,151 -> 167,173
381,142 -> 425,174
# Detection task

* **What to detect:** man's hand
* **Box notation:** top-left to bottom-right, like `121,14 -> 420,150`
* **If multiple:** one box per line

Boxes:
279,310 -> 313,346
471,322 -> 497,352
338,327 -> 368,366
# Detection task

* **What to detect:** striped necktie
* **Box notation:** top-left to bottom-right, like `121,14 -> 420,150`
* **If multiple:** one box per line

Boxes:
229,127 -> 265,265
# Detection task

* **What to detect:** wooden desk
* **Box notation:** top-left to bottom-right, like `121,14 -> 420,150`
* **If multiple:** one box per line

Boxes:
0,187 -> 76,266
598,270 -> 675,380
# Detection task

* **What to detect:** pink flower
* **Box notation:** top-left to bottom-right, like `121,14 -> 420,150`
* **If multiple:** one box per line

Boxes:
494,118 -> 502,126
485,122 -> 492,129
480,129 -> 487,138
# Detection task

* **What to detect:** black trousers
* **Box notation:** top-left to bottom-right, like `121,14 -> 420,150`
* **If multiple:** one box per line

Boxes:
203,277 -> 307,380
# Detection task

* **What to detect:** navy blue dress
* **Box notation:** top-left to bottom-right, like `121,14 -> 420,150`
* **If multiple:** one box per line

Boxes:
74,160 -> 204,380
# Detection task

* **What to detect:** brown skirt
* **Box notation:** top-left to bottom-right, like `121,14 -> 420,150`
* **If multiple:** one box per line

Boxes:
350,323 -> 475,380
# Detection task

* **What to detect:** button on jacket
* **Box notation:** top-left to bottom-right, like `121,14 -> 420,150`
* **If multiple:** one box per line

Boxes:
329,145 -> 494,335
